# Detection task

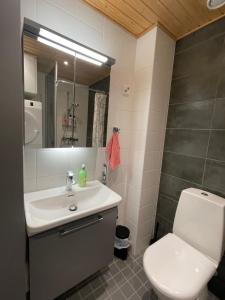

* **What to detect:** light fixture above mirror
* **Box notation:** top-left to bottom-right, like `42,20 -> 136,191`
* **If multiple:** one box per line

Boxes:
39,28 -> 108,64
23,18 -> 115,68
37,36 -> 103,66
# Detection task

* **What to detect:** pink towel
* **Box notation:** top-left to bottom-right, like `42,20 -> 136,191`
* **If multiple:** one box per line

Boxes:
106,132 -> 120,170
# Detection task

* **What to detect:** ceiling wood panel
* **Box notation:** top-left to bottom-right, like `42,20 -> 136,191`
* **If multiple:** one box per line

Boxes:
160,0 -> 199,30
142,0 -> 184,36
84,0 -> 143,35
107,0 -> 151,29
83,0 -> 225,39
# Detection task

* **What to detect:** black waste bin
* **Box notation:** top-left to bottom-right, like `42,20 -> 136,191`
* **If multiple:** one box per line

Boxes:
114,225 -> 130,260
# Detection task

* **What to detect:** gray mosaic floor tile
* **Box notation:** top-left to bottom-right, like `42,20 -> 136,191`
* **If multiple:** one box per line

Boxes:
121,266 -> 134,280
120,281 -> 135,298
100,268 -> 112,282
67,254 -> 219,300
137,285 -> 148,299
108,263 -> 120,277
90,276 -> 104,290
115,258 -> 128,271
111,289 -> 126,300
113,271 -> 126,287
79,283 -> 92,298
137,269 -> 148,285
83,292 -> 96,300
69,291 -> 82,300
142,290 -> 152,300
128,260 -> 142,273
105,277 -> 118,295
93,286 -> 109,300
129,275 -> 143,290
129,294 -> 140,300
135,255 -> 143,266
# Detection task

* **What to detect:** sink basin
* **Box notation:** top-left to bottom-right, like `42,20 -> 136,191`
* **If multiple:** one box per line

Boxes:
24,180 -> 122,236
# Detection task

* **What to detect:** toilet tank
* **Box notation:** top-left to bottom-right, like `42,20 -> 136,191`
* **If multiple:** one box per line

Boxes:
173,188 -> 225,264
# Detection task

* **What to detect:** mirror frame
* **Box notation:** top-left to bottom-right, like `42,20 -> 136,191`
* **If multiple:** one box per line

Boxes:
23,18 -> 115,149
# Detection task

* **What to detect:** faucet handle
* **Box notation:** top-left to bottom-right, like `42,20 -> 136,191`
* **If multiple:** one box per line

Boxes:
67,170 -> 74,178
67,170 -> 75,184
103,163 -> 107,174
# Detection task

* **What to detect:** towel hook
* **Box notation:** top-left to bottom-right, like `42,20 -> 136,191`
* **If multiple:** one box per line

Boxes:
113,127 -> 120,133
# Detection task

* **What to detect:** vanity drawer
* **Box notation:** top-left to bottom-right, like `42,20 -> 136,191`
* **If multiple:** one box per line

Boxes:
29,207 -> 117,300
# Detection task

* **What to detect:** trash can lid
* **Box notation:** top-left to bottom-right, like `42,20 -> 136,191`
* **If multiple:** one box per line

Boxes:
116,225 -> 130,239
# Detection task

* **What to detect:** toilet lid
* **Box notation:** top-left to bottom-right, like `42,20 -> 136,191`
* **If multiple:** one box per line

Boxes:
143,233 -> 217,300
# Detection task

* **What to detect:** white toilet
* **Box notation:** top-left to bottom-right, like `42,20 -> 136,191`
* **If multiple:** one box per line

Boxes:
143,188 -> 225,300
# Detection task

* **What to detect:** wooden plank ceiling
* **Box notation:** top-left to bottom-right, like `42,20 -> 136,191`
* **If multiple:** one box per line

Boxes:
83,0 -> 225,39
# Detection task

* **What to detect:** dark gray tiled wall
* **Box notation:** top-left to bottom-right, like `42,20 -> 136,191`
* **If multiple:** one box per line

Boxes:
156,16 -> 225,238
156,18 -> 225,295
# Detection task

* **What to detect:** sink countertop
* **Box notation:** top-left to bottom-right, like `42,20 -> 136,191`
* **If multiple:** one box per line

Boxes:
24,180 -> 122,236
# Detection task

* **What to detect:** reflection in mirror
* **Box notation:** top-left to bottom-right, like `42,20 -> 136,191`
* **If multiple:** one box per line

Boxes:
23,22 -> 114,148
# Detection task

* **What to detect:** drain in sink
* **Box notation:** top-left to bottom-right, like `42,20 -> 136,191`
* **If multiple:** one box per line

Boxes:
69,204 -> 77,211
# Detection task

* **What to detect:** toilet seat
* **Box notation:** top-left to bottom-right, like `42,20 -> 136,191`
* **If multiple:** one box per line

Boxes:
143,233 -> 217,300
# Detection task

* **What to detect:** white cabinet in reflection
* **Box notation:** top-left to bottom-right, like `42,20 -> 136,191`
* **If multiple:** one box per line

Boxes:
24,53 -> 37,95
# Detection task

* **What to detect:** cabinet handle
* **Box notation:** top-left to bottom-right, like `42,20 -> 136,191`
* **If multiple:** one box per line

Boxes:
59,215 -> 103,236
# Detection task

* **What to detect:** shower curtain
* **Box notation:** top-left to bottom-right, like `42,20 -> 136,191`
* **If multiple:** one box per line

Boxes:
92,92 -> 107,147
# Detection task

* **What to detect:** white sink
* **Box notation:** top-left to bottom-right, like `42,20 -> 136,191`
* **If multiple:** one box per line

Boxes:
24,180 -> 122,236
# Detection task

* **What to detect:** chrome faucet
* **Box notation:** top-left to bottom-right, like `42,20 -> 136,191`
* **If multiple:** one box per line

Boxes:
102,163 -> 107,185
66,170 -> 74,192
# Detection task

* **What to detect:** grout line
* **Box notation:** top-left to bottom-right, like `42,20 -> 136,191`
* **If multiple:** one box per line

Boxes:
201,91 -> 219,185
161,171 -> 225,197
156,213 -> 173,225
175,31 -> 225,56
166,128 -> 210,131
169,97 -> 225,106
172,68 -> 222,81
164,150 -> 206,160
202,184 -> 225,197
164,150 -> 225,163
158,192 -> 180,204
171,61 -> 225,81
68,254 -> 218,300
71,255 -> 149,300
161,171 -> 203,187
168,98 -> 215,106
214,97 -> 225,101
166,128 -> 225,131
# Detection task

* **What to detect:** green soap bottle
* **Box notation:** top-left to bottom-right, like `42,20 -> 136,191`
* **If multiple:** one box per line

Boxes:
78,164 -> 87,187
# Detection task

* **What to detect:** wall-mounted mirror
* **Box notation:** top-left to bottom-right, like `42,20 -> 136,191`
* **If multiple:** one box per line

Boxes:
23,19 -> 115,148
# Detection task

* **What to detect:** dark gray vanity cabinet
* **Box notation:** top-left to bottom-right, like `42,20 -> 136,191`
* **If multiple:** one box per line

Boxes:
29,208 -> 117,300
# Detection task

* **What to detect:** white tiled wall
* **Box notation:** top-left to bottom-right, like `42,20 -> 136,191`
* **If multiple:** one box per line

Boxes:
21,0 -> 136,224
137,28 -> 175,254
124,28 -> 157,252
125,27 -> 175,255
21,0 -> 175,254
24,148 -> 97,192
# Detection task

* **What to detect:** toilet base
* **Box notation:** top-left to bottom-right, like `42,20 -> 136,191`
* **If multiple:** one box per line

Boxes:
153,286 -> 209,300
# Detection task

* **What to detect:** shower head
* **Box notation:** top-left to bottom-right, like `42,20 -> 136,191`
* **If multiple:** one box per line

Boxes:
207,0 -> 225,9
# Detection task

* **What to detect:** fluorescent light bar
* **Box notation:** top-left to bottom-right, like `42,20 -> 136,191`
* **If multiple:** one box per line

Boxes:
76,53 -> 102,66
39,28 -> 108,63
37,37 -> 102,66
37,37 -> 75,56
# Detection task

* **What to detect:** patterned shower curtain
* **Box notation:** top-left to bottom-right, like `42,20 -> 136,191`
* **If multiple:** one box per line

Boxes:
92,92 -> 107,147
